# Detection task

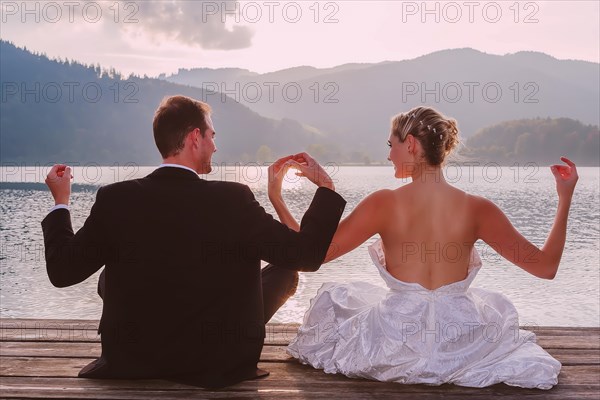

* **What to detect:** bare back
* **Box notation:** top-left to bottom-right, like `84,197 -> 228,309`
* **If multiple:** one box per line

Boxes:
379,182 -> 478,290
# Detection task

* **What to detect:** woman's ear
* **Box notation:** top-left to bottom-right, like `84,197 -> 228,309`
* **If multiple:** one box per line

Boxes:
407,135 -> 415,154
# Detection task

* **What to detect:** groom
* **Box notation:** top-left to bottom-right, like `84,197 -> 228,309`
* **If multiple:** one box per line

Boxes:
42,95 -> 346,388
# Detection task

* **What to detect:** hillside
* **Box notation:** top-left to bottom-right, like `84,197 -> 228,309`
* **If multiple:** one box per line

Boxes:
0,41 -> 323,165
464,118 -> 599,166
1,42 -> 598,165
165,48 -> 600,161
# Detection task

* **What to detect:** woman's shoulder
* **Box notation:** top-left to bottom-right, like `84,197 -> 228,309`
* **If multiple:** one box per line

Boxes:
462,192 -> 499,213
440,185 -> 495,209
359,188 -> 395,202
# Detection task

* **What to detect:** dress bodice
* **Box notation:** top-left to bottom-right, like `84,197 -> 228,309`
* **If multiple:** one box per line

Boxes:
367,239 -> 482,295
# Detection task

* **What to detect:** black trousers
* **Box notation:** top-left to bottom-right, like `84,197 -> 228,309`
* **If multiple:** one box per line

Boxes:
97,264 -> 298,324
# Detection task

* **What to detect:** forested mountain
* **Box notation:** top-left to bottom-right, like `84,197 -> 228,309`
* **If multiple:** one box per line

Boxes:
165,49 -> 600,162
0,40 -> 322,165
1,41 -> 598,165
463,118 -> 599,166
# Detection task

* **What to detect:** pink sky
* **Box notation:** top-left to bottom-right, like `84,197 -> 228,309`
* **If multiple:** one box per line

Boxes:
1,1 -> 598,76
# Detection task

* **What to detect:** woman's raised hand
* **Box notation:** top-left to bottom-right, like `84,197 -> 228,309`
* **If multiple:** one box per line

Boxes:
550,157 -> 578,201
268,155 -> 295,201
286,153 -> 335,191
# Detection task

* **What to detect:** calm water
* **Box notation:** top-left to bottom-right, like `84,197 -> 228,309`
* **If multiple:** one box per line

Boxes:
1,165 -> 598,326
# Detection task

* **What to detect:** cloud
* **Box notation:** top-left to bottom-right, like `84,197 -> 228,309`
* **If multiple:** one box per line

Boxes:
135,0 -> 254,50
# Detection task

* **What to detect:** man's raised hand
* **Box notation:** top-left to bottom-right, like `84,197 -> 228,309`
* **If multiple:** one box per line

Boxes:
45,164 -> 72,205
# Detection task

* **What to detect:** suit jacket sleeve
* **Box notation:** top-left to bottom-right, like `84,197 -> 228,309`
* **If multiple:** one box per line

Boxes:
240,186 -> 346,272
41,187 -> 107,287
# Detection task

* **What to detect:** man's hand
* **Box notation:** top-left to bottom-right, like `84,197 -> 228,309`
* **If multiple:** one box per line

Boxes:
287,153 -> 335,191
45,164 -> 72,205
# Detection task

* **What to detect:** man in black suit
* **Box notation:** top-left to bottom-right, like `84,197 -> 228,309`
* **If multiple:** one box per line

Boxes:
42,95 -> 346,388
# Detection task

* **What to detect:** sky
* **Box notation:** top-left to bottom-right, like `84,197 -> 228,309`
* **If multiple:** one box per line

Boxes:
0,0 -> 598,77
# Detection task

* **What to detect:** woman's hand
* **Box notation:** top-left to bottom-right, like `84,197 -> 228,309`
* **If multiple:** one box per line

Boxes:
286,153 -> 335,191
267,155 -> 301,231
268,155 -> 294,202
550,157 -> 578,201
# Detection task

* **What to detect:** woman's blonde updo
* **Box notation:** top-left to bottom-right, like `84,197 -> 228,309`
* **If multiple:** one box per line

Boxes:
391,107 -> 459,166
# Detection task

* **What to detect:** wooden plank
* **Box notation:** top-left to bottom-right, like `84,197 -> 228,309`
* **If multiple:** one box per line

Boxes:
0,324 -> 592,341
0,371 -> 598,395
0,318 -> 583,329
0,324 -> 298,343
0,342 -> 295,362
2,327 -> 598,351
1,342 -> 598,366
1,319 -> 598,399
0,319 -> 101,328
0,368 -> 598,399
525,327 -> 600,336
1,319 -> 596,336
535,337 -> 600,350
544,348 -> 600,365
0,319 -> 302,334
2,386 -> 599,400
1,356 -> 598,385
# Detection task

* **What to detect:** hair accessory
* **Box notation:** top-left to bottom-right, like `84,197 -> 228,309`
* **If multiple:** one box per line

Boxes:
439,134 -> 443,140
433,128 -> 437,133
427,125 -> 431,131
419,120 -> 423,125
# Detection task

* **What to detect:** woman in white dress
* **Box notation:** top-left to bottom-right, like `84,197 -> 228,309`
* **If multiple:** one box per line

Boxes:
267,106 -> 578,389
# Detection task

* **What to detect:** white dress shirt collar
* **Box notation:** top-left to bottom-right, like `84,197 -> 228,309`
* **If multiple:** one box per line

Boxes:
158,163 -> 198,175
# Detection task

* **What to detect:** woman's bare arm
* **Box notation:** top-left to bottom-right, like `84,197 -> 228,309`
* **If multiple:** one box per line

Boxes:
475,157 -> 578,279
270,196 -> 300,232
323,190 -> 391,263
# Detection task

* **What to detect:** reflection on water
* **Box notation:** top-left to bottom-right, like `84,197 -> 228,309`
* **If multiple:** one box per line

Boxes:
1,166 -> 598,326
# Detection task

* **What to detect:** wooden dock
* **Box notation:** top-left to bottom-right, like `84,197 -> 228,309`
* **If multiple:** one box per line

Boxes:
0,318 -> 598,399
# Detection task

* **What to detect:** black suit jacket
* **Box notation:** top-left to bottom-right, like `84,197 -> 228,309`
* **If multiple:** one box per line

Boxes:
41,166 -> 346,387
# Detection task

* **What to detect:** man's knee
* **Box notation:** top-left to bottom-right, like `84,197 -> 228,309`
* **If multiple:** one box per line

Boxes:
97,269 -> 106,299
262,264 -> 298,296
289,270 -> 299,297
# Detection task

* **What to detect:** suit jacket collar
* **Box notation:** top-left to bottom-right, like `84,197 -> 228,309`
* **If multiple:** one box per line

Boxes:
147,166 -> 203,181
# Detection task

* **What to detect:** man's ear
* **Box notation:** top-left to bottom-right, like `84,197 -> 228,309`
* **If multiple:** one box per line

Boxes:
188,129 -> 200,148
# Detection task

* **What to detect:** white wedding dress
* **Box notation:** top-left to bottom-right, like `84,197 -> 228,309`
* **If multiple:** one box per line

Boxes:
287,240 -> 561,389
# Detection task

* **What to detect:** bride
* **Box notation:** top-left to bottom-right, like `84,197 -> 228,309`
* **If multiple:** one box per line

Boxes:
267,106 -> 578,389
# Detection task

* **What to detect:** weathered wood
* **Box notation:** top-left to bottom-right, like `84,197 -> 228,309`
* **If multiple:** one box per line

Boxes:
2,356 -> 599,385
0,319 -> 598,399
0,369 -> 598,399
1,342 -> 598,366
3,327 -> 599,351
0,377 -> 596,400
1,320 -> 596,336
0,341 -> 295,362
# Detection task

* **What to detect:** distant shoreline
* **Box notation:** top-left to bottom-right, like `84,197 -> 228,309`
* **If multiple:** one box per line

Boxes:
1,162 -> 599,168
0,163 -> 600,168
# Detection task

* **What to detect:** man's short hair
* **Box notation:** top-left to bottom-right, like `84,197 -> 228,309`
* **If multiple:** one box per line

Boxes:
153,96 -> 212,158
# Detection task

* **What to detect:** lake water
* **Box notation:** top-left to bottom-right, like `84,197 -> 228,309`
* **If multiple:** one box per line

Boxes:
1,165 -> 598,326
